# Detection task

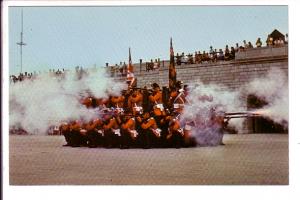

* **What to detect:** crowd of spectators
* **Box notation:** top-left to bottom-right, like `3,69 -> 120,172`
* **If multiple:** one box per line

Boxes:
10,32 -> 288,81
9,66 -> 90,84
145,58 -> 161,71
105,31 -> 288,75
172,33 -> 287,66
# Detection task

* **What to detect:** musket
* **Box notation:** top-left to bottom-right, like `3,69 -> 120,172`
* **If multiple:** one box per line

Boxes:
224,111 -> 261,119
129,87 -> 154,92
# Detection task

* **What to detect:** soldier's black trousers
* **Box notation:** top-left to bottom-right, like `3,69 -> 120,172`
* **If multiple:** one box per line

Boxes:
70,131 -> 87,147
87,130 -> 104,147
104,130 -> 120,148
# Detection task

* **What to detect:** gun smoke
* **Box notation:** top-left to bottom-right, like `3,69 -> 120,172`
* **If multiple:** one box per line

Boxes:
180,68 -> 288,145
244,68 -> 288,127
9,68 -> 127,134
9,67 -> 288,141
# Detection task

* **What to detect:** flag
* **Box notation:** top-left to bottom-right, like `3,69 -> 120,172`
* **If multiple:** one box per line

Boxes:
169,38 -> 176,89
127,47 -> 137,88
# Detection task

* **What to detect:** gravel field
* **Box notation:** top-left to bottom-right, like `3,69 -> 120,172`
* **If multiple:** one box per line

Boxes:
9,134 -> 288,185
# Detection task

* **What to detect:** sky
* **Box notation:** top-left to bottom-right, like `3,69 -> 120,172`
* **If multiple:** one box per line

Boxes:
8,6 -> 288,75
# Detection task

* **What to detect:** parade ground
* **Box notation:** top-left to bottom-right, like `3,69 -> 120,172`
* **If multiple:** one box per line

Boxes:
9,134 -> 288,185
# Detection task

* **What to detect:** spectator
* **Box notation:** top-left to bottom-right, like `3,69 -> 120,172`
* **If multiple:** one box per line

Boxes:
243,40 -> 249,49
218,49 -> 224,61
256,38 -> 262,47
230,47 -> 235,60
224,45 -> 230,60
235,43 -> 239,52
154,59 -> 160,69
202,51 -> 207,62
209,46 -> 214,60
176,53 -> 181,65
187,53 -> 194,64
180,53 -> 187,64
279,38 -> 284,45
213,49 -> 218,62
248,42 -> 253,48
285,33 -> 288,44
266,34 -> 273,46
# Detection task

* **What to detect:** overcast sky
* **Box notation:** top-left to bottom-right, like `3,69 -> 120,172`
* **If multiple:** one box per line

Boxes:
9,6 -> 288,75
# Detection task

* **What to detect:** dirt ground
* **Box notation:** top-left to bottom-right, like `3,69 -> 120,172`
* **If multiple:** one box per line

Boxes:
9,134 -> 288,185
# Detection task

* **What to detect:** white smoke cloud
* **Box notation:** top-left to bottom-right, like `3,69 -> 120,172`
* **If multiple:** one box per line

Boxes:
181,82 -> 243,146
9,68 -> 127,134
180,68 -> 288,145
245,68 -> 289,126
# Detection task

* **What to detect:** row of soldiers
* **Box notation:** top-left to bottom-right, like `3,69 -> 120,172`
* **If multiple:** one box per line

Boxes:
60,81 -> 226,149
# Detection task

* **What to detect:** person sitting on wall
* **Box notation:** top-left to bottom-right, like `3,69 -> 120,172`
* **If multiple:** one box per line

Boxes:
202,51 -> 208,62
180,53 -> 187,64
230,47 -> 235,60
243,40 -> 249,49
150,59 -> 154,71
224,45 -> 230,61
248,42 -> 254,48
213,49 -> 218,62
279,38 -> 285,45
176,53 -> 181,65
187,53 -> 194,64
218,49 -> 224,61
235,43 -> 239,52
266,34 -> 274,46
256,37 -> 262,47
154,59 -> 159,69
209,46 -> 214,61
194,51 -> 200,64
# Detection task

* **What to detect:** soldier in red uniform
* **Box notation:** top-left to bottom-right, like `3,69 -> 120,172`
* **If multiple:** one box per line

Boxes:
61,122 -> 71,146
149,83 -> 165,116
136,112 -> 161,148
103,115 -> 121,148
120,115 -> 137,148
69,120 -> 87,147
86,118 -> 103,148
166,113 -> 184,148
128,89 -> 143,115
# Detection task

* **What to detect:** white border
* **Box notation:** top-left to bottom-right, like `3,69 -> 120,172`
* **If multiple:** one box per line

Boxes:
2,1 -> 300,200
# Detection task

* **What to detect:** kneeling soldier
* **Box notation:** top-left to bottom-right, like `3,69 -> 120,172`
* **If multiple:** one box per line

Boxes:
137,112 -> 161,148
120,115 -> 138,148
103,115 -> 121,148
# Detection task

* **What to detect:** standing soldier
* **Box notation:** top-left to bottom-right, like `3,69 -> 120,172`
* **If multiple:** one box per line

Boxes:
170,81 -> 185,114
127,48 -> 137,88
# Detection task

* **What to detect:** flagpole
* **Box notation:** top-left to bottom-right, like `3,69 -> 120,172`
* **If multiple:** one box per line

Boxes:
17,9 -> 26,73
